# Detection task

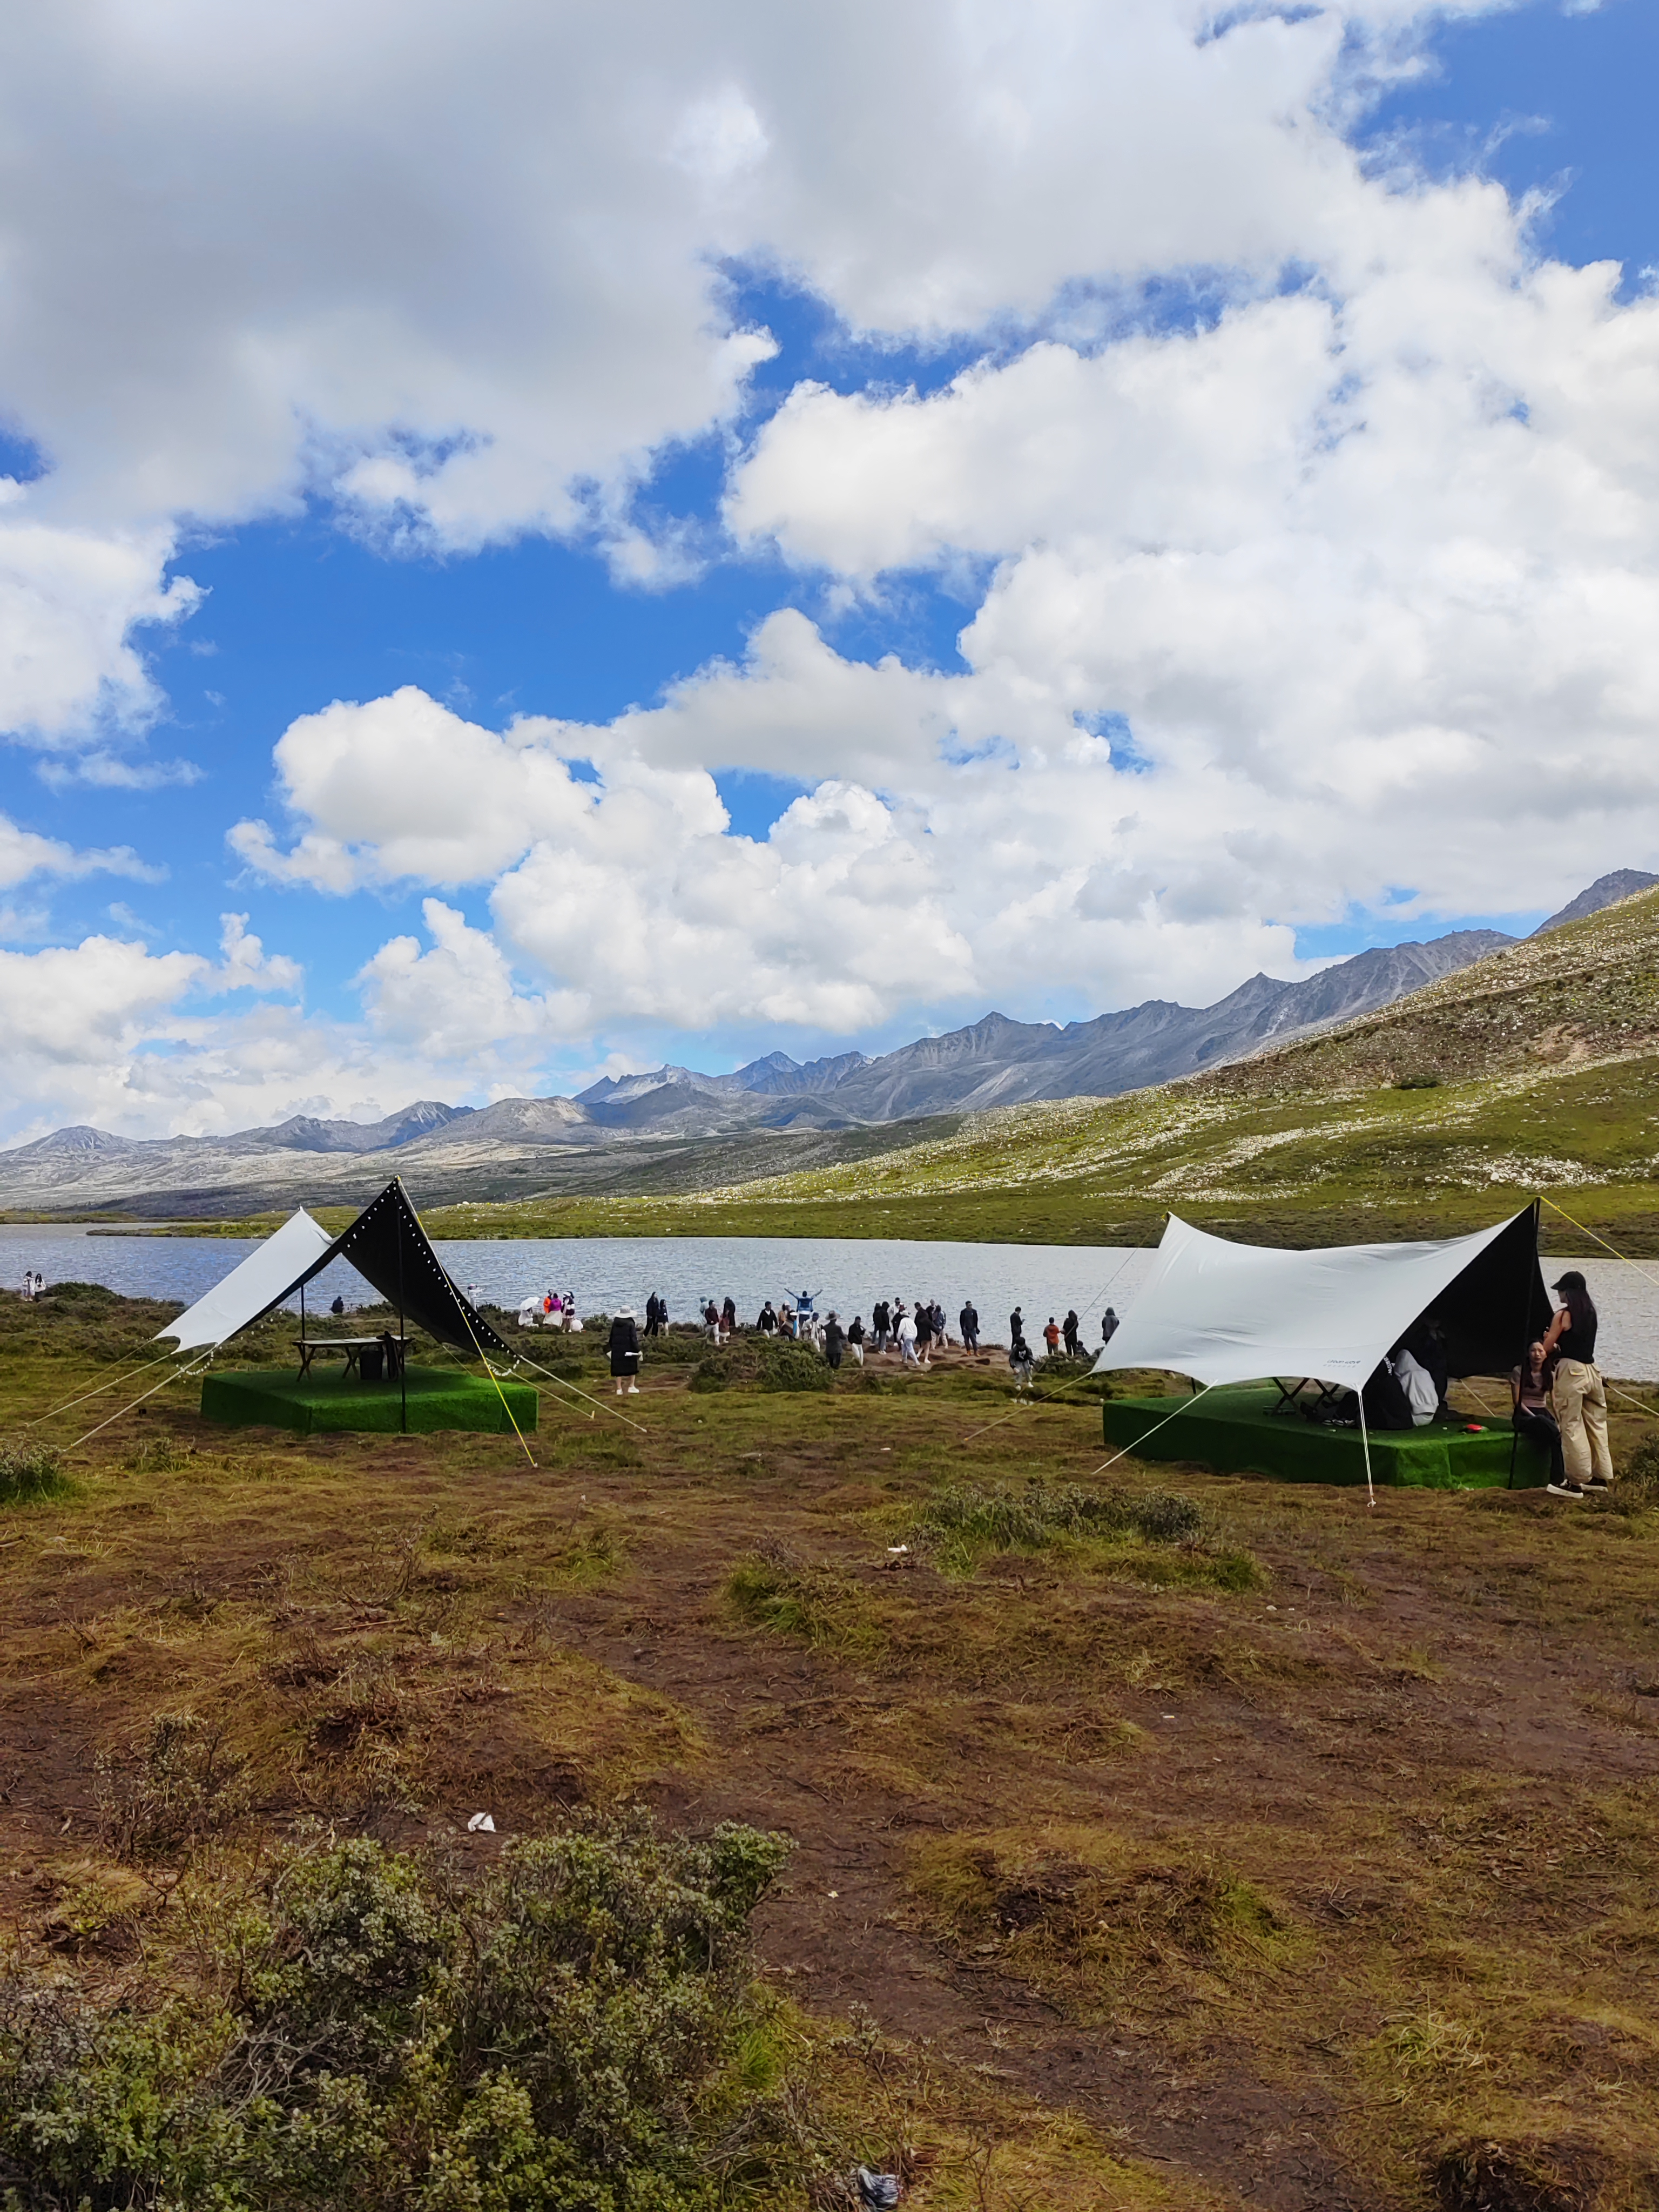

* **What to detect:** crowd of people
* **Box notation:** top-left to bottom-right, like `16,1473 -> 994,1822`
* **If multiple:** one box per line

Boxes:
522,1282 -> 1128,1394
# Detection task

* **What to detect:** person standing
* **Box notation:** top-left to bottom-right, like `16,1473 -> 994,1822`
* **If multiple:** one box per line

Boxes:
1009,1304 -> 1023,1348
1062,1309 -> 1080,1358
914,1301 -> 934,1366
959,1298 -> 979,1352
1009,1327 -> 1034,1392
721,1295 -> 737,1340
896,1306 -> 918,1366
758,1300 -> 778,1334
1512,1339 -> 1568,1493
608,1307 -> 642,1395
1101,1307 -> 1120,1346
1043,1316 -> 1061,1359
645,1293 -> 660,1338
846,1314 -> 865,1365
21,1270 -> 33,1301
824,1312 -> 846,1370
872,1299 -> 891,1353
1541,1271 -> 1613,1492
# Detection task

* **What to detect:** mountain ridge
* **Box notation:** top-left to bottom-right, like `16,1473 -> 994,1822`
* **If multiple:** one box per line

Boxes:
1,871 -> 1648,1217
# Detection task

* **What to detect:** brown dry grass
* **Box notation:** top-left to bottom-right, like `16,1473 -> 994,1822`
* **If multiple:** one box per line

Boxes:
4,1296 -> 1659,2209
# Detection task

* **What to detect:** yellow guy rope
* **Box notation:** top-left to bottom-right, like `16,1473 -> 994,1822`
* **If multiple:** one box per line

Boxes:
1539,1196 -> 1659,1294
509,1347 -> 649,1436
394,1177 -> 535,1468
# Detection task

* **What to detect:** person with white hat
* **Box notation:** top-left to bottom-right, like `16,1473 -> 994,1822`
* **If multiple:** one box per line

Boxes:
608,1307 -> 642,1395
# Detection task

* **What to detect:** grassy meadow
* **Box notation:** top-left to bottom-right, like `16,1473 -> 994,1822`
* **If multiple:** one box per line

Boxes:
4,1280 -> 1659,2209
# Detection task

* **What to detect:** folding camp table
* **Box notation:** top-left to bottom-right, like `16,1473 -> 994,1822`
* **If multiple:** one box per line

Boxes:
293,1334 -> 409,1379
1268,1377 -> 1345,1417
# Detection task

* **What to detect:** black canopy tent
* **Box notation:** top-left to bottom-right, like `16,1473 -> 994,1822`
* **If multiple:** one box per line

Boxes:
283,1177 -> 508,1358
1424,1199 -> 1554,1379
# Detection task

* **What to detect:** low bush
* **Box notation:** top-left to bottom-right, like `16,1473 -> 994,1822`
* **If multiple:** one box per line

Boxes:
756,1340 -> 830,1394
0,1442 -> 72,1506
1617,1431 -> 1659,1503
0,1811 -> 800,2211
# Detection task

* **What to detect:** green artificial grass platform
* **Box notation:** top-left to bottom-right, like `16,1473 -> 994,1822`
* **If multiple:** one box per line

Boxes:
1103,1385 -> 1548,1490
201,1366 -> 538,1437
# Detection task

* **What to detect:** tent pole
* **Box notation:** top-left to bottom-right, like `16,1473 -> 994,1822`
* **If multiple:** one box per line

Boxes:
396,1182 -> 407,1435
1358,1387 -> 1376,1510
1508,1197 -> 1540,1489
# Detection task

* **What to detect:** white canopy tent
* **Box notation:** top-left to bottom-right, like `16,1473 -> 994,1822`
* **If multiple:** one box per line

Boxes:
1091,1209 -> 1549,1502
154,1208 -> 335,1354
1091,1210 -> 1541,1391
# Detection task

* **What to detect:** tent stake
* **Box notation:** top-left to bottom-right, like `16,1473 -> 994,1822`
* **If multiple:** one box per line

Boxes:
1358,1390 -> 1376,1509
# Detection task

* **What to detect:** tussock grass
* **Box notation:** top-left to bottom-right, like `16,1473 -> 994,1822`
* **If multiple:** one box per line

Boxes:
912,1480 -> 1262,1593
724,1548 -> 881,1658
913,1822 -> 1296,2025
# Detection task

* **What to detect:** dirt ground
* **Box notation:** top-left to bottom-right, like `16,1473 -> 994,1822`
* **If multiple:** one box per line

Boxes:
4,1298 -> 1659,2211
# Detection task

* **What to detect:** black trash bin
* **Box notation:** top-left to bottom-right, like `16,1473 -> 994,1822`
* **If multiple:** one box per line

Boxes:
359,1346 -> 385,1382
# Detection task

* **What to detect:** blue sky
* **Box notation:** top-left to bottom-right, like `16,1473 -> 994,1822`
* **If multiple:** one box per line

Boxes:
1,0 -> 1656,1138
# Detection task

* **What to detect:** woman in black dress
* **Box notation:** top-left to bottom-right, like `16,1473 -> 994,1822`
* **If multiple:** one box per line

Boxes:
608,1307 -> 641,1396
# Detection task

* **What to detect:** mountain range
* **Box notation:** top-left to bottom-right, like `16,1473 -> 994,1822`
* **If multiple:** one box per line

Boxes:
2,870 -> 1650,1218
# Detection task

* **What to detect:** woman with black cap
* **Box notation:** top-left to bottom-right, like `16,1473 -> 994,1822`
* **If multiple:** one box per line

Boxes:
1540,1270 -> 1613,1493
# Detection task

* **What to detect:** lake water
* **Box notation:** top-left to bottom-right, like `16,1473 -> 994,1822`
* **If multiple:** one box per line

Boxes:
4,1226 -> 1657,1378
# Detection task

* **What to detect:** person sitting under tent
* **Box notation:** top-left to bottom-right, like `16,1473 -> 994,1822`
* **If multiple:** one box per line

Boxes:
1389,1343 -> 1439,1425
1512,1339 -> 1569,1494
608,1307 -> 641,1395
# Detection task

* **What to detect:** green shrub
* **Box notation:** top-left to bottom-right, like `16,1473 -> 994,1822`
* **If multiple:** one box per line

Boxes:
0,1811 -> 797,2211
0,1443 -> 71,1506
1618,1431 -> 1659,1502
912,1480 -> 1259,1590
756,1341 -> 829,1394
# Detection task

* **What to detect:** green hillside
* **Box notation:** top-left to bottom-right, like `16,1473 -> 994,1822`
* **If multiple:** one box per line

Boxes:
430,887 -> 1659,1250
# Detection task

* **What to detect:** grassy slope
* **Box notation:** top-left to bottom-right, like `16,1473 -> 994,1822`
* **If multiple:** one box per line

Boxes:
5,1285 -> 1659,2209
423,887 -> 1659,1249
